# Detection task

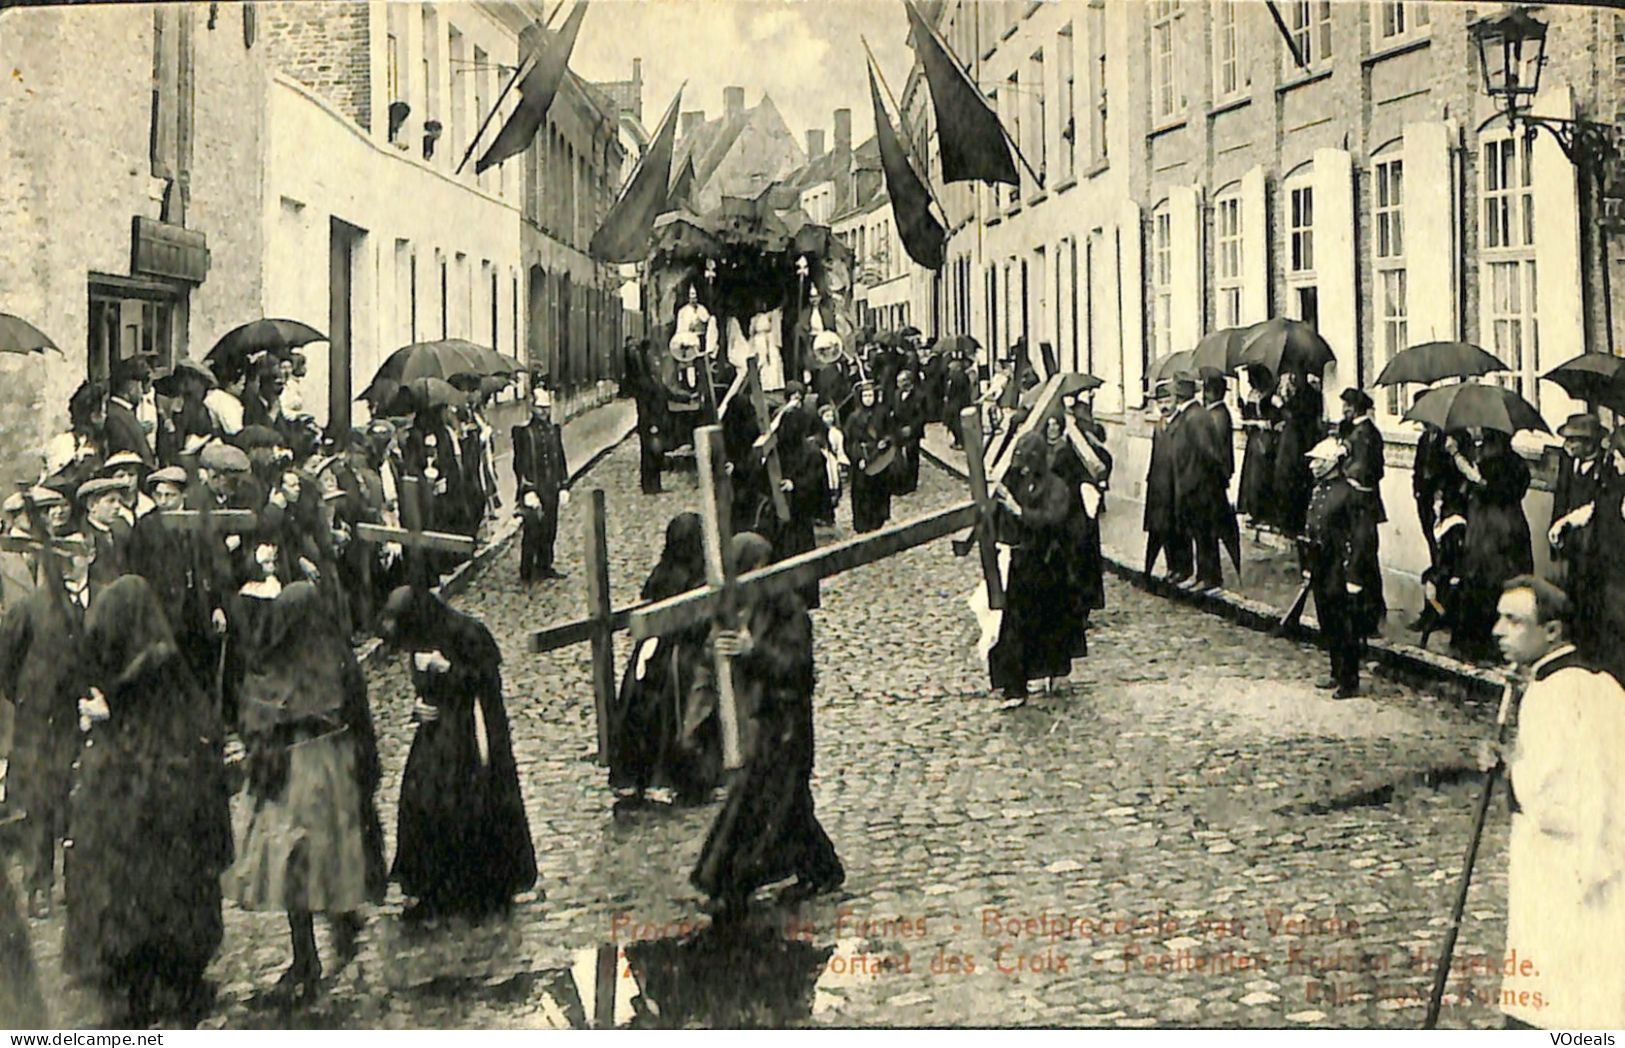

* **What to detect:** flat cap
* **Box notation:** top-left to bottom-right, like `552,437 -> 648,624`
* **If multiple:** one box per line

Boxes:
100,451 -> 147,473
200,442 -> 251,474
146,466 -> 189,489
76,476 -> 127,502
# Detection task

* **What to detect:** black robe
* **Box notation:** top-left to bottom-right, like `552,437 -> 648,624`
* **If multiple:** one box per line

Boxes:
690,570 -> 841,902
64,577 -> 232,992
1272,384 -> 1323,535
846,402 -> 893,533
890,389 -> 927,495
1236,394 -> 1280,524
390,594 -> 537,913
989,456 -> 1083,695
1452,438 -> 1534,661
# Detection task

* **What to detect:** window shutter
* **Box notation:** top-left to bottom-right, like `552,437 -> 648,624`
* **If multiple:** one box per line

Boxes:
1169,183 -> 1202,351
1402,121 -> 1456,343
1118,198 -> 1145,409
1240,165 -> 1269,324
1312,147 -> 1357,414
1531,84 -> 1585,427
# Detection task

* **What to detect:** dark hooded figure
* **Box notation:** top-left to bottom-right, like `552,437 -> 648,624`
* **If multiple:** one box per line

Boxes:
721,393 -> 772,539
1271,371 -> 1323,536
65,576 -> 232,1024
224,581 -> 375,1003
1449,429 -> 1534,662
609,513 -> 720,807
1236,366 -> 1280,525
379,586 -> 537,920
768,403 -> 826,610
845,381 -> 894,533
988,432 -> 1083,704
691,533 -> 843,914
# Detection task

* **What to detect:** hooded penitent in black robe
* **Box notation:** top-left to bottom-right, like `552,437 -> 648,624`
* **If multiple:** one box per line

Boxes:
691,534 -> 842,906
64,577 -> 232,1017
767,408 -> 826,610
988,434 -> 1084,697
609,514 -> 720,801
383,587 -> 536,916
1452,433 -> 1534,662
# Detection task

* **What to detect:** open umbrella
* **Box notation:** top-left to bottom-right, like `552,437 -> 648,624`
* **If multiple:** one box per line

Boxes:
1374,341 -> 1508,387
1147,349 -> 1195,385
1403,381 -> 1550,436
1190,325 -> 1260,375
934,334 -> 980,356
206,318 -> 325,377
153,358 -> 217,395
0,313 -> 61,355
371,339 -> 512,388
385,377 -> 463,416
1541,353 -> 1625,415
1238,317 -> 1335,377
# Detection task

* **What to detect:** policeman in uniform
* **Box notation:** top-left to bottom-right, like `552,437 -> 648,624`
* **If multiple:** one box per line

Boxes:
512,386 -> 570,583
1300,434 -> 1380,698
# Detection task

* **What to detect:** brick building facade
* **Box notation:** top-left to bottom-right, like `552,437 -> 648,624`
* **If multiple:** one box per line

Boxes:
0,1 -> 269,488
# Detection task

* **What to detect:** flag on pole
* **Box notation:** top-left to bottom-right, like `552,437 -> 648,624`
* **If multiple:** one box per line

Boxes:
903,0 -> 1017,186
867,59 -> 946,271
589,87 -> 683,263
1265,0 -> 1310,71
666,156 -> 697,213
473,1 -> 590,175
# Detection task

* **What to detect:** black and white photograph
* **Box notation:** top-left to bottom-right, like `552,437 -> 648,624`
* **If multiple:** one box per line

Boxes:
0,0 -> 1623,1032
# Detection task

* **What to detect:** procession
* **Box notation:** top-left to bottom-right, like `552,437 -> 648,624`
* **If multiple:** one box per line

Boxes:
2,0 -> 1624,1035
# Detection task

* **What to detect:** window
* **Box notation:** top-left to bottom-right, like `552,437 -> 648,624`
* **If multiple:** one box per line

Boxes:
1373,157 -> 1407,413
1151,202 -> 1173,360
1057,25 -> 1076,181
1284,176 -> 1319,330
1213,192 -> 1244,328
1151,1 -> 1184,121
473,46 -> 488,188
421,8 -> 439,159
387,33 -> 401,103
1005,73 -> 1021,203
1068,237 -> 1081,370
1213,0 -> 1241,99
447,26 -> 465,170
1029,49 -> 1047,189
1285,1 -> 1333,70
1481,133 -> 1538,397
1376,1 -> 1430,44
88,281 -> 180,383
1089,1 -> 1107,161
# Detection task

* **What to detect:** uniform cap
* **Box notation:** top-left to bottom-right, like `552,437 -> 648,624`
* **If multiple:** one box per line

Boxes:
1306,436 -> 1344,462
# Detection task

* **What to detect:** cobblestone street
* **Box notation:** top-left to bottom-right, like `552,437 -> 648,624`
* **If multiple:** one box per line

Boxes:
23,437 -> 1515,1029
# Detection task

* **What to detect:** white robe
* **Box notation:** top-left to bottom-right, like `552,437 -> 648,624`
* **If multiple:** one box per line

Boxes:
1501,652 -> 1625,1029
749,310 -> 785,392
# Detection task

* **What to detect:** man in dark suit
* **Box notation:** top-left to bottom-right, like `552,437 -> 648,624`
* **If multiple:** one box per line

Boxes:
512,387 -> 570,583
105,357 -> 157,466
1162,375 -> 1203,585
1172,373 -> 1232,590
1547,412 -> 1609,653
890,368 -> 927,496
1202,369 -> 1241,580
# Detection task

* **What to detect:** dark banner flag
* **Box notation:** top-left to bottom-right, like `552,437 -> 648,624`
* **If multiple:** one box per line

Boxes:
473,1 -> 589,175
665,156 -> 697,214
590,88 -> 683,263
903,0 -> 1017,186
867,60 -> 946,271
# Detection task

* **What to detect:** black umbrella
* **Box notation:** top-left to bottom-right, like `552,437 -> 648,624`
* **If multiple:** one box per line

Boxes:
1403,381 -> 1550,436
0,313 -> 61,355
933,334 -> 980,356
206,318 -> 326,377
385,376 -> 463,415
1541,353 -> 1625,415
1190,324 -> 1261,375
371,339 -> 513,388
1147,349 -> 1195,385
1374,341 -> 1508,387
1239,317 -> 1335,377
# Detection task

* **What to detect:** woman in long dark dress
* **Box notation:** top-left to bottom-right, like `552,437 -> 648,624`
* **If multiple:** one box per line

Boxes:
1449,428 -> 1534,662
1271,371 -> 1322,536
225,581 -> 373,1002
988,432 -> 1084,705
768,406 -> 826,610
1236,366 -> 1281,526
379,586 -> 537,920
691,534 -> 843,915
845,382 -> 893,533
1040,412 -> 1105,655
65,576 -> 232,1024
609,513 -> 719,807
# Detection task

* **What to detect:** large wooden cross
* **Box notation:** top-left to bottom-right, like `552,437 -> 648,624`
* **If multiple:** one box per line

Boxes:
743,358 -> 791,523
529,405 -> 1004,771
353,475 -> 477,587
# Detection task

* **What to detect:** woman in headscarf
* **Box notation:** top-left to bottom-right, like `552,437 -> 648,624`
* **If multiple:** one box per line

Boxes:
379,586 -> 536,921
691,533 -> 843,915
1449,427 -> 1535,662
988,432 -> 1084,706
1236,365 -> 1281,527
224,581 -> 375,1002
845,381 -> 894,533
65,576 -> 232,1024
609,513 -> 720,808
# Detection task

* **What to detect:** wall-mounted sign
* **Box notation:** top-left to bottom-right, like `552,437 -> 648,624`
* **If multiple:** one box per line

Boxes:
131,216 -> 210,283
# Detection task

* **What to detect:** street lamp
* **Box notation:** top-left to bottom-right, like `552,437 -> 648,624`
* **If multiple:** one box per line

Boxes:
1470,4 -> 1621,352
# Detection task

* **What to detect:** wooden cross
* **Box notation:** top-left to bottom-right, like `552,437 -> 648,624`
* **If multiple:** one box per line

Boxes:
158,509 -> 259,533
352,475 -> 476,588
0,533 -> 90,556
528,412 -> 1007,771
743,357 -> 791,523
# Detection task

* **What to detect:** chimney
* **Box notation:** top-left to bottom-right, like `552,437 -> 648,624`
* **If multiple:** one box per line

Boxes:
631,58 -> 642,89
833,108 -> 853,156
724,86 -> 745,118
681,110 -> 705,137
806,129 -> 825,160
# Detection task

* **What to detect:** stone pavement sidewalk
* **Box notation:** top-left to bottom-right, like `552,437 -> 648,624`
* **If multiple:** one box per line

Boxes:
916,421 -> 1500,696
